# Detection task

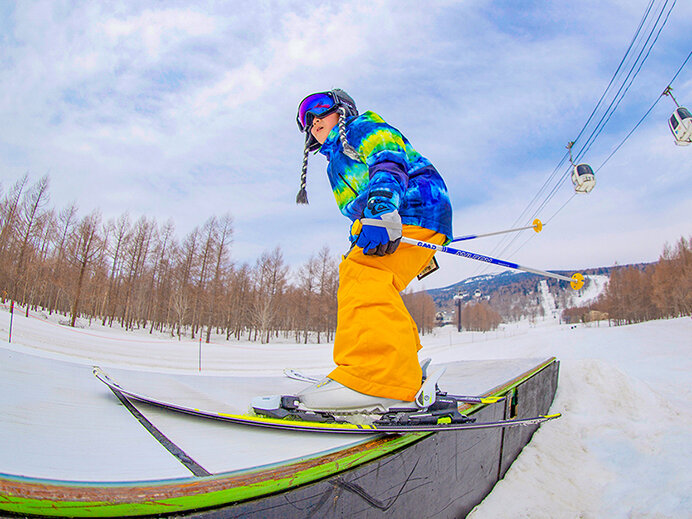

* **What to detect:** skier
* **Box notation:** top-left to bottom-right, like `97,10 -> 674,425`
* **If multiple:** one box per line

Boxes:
295,89 -> 453,412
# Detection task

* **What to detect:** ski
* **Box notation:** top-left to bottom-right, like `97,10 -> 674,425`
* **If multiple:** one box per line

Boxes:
283,368 -> 504,405
250,405 -> 562,433
94,367 -> 558,435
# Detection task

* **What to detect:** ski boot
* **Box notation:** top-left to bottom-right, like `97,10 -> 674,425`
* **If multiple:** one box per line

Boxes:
252,366 -> 475,426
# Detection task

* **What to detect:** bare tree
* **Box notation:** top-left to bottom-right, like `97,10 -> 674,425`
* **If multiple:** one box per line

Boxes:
226,262 -> 252,340
192,217 -> 217,339
102,213 -> 130,325
12,175 -> 50,301
147,219 -> 175,333
170,278 -> 190,340
68,211 -> 102,327
461,301 -> 502,331
0,172 -> 29,260
652,237 -> 691,317
121,217 -> 153,330
297,254 -> 319,343
252,247 -> 288,343
205,214 -> 233,343
175,227 -> 199,337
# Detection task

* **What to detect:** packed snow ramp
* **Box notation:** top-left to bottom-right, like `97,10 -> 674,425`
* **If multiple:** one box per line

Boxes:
0,345 -> 559,518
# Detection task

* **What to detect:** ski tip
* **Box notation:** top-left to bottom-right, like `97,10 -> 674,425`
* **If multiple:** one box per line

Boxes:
570,273 -> 584,290
544,413 -> 562,420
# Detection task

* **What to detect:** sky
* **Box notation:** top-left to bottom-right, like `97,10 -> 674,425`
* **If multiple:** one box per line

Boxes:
1,0 -> 690,290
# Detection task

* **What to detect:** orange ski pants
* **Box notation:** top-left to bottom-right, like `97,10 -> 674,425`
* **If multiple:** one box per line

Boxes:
328,225 -> 446,401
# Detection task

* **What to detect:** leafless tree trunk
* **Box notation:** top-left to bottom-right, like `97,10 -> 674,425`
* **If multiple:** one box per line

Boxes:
206,214 -> 232,343
69,212 -> 102,327
13,175 -> 50,300
252,247 -> 288,343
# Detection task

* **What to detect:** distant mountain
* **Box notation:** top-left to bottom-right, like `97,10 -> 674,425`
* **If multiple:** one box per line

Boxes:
425,263 -> 651,323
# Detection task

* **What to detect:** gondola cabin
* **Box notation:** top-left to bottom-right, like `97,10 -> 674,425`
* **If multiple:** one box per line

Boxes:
668,107 -> 692,146
571,163 -> 596,194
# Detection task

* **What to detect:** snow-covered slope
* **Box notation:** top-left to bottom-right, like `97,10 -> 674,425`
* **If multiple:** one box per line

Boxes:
536,274 -> 609,320
567,273 -> 609,307
539,279 -> 558,319
0,304 -> 689,517
427,318 -> 691,518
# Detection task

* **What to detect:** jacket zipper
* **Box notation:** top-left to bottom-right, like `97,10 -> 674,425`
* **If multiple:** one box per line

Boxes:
339,173 -> 359,196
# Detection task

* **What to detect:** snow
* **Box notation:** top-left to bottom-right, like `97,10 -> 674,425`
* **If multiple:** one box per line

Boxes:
583,274 -> 609,302
1,303 -> 690,517
569,274 -> 609,307
538,280 -> 557,319
428,318 -> 692,518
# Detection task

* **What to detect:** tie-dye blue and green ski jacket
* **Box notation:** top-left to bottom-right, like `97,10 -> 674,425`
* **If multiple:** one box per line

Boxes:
318,111 -> 453,241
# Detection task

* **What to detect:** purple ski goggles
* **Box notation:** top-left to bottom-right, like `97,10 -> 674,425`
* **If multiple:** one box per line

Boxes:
296,92 -> 338,132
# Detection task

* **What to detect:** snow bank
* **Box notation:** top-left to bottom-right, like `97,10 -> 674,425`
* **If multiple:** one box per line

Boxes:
465,319 -> 692,518
0,303 -> 689,517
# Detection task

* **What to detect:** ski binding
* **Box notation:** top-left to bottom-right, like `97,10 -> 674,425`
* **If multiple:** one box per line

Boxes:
251,392 -> 476,427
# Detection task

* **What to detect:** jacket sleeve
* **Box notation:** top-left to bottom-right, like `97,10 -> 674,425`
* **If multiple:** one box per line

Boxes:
364,161 -> 407,217
351,120 -> 411,217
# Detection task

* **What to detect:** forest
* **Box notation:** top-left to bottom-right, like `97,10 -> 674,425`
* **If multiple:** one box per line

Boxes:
562,236 -> 691,325
0,174 -> 437,343
3,173 -> 687,342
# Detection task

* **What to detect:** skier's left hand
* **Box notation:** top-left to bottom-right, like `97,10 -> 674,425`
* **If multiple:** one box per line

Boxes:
354,208 -> 402,256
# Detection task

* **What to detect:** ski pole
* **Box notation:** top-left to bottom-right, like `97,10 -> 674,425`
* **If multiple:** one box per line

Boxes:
400,236 -> 584,290
451,218 -> 543,243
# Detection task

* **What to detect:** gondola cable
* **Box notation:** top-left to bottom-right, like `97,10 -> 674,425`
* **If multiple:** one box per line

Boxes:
505,48 -> 691,264
492,0 -> 660,243
468,0 -> 681,278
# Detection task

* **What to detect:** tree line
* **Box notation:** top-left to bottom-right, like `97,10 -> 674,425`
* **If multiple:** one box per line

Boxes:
0,174 -> 343,343
562,236 -> 691,325
0,173 -> 438,343
460,301 -> 503,331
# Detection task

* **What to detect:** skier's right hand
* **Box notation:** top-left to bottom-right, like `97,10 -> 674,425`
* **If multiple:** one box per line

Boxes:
354,209 -> 402,256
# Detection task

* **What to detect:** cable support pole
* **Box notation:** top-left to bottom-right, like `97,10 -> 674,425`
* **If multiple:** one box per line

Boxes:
400,236 -> 584,289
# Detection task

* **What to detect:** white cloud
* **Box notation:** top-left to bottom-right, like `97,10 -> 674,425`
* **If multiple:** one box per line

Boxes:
1,0 -> 691,287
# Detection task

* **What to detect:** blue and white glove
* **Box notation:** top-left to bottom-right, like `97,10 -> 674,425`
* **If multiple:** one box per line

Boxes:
355,199 -> 403,256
